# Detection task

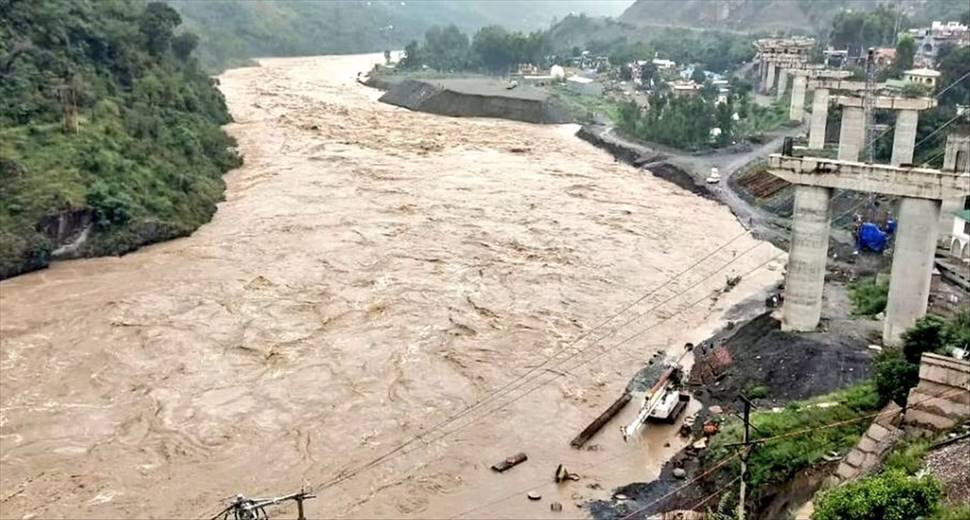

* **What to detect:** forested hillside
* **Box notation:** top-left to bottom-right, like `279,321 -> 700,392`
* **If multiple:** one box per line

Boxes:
619,0 -> 967,34
170,0 -> 629,70
0,0 -> 241,279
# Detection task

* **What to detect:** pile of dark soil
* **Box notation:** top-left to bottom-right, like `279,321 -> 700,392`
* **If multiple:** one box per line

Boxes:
378,78 -> 572,124
691,312 -> 875,406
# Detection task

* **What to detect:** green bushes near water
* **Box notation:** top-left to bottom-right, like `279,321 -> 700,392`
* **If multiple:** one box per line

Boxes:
704,384 -> 881,492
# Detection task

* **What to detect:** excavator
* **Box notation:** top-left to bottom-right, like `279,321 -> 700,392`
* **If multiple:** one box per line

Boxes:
621,363 -> 690,441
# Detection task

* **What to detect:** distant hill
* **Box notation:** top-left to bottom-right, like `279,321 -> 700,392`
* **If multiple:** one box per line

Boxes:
168,0 -> 632,70
618,0 -> 968,35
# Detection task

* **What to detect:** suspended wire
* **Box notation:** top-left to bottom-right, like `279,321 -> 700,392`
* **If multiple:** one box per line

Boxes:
308,185 -> 901,497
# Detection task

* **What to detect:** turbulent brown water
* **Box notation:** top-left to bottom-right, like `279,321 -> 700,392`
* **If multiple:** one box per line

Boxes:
0,54 -> 784,519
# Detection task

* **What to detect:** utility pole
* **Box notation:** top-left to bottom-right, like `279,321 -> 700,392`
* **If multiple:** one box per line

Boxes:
737,394 -> 754,520
863,47 -> 877,163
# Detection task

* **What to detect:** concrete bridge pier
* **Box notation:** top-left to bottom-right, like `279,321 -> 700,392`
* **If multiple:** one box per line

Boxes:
884,197 -> 942,344
764,61 -> 777,93
782,185 -> 833,331
809,88 -> 830,149
768,154 -> 970,344
838,106 -> 865,161
891,109 -> 919,165
789,74 -> 808,121
777,69 -> 790,101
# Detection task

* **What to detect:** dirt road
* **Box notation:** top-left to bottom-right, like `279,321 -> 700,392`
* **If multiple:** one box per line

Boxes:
0,54 -> 783,519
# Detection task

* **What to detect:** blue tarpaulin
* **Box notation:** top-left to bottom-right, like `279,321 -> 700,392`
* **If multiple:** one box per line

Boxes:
856,220 -> 895,253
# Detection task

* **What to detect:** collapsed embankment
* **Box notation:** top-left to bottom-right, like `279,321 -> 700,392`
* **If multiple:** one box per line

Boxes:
377,78 -> 573,124
576,125 -> 716,200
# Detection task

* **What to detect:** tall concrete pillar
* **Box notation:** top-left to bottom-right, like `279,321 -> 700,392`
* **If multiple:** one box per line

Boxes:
782,185 -> 833,332
789,75 -> 807,122
891,109 -> 919,166
776,69 -> 790,101
838,106 -> 865,161
883,197 -> 942,345
809,88 -> 830,149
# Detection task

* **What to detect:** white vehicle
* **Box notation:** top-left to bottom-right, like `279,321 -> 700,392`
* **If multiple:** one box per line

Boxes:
706,167 -> 721,184
622,364 -> 689,441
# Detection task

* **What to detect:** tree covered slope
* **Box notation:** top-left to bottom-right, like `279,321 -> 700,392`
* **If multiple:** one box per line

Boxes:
169,0 -> 631,70
0,0 -> 241,279
619,0 -> 968,34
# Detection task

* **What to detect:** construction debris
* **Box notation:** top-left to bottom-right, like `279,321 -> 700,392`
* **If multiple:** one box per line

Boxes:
672,467 -> 687,479
527,492 -> 542,501
491,452 -> 528,473
550,502 -> 563,512
554,464 -> 581,483
570,391 -> 632,448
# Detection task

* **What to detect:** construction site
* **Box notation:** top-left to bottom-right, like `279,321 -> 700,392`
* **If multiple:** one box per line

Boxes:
2,13 -> 970,520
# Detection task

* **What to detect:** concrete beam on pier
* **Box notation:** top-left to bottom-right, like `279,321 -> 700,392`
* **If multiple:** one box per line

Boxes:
767,155 -> 970,200
834,95 -> 937,111
809,79 -> 876,92
793,68 -> 851,78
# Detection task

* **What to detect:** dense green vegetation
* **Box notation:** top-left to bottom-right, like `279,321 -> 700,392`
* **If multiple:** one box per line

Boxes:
704,384 -> 881,494
829,6 -> 905,57
545,14 -> 758,74
813,470 -> 943,520
590,29 -> 756,75
874,310 -> 970,405
0,0 -> 241,278
399,24 -> 547,75
170,0 -> 624,71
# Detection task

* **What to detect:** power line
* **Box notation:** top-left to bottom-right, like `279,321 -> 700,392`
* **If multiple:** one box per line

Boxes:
292,74 -> 970,504
619,453 -> 740,520
614,387 -> 968,520
312,192 -> 890,498
688,475 -> 741,512
867,70 -> 970,149
313,238 -> 770,492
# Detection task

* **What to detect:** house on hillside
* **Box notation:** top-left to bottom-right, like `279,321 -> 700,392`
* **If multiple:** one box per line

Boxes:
670,80 -> 700,97
906,20 -> 970,67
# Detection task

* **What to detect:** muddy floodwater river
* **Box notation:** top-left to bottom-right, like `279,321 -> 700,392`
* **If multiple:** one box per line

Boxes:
0,54 -> 784,519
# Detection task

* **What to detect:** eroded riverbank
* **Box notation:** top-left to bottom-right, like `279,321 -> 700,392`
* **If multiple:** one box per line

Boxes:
0,54 -> 783,518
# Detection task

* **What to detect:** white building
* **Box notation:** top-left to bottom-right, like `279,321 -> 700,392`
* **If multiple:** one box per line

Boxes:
947,204 -> 970,260
904,68 -> 941,89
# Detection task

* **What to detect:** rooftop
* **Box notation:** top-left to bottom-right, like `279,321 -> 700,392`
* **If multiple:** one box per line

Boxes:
905,68 -> 942,77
